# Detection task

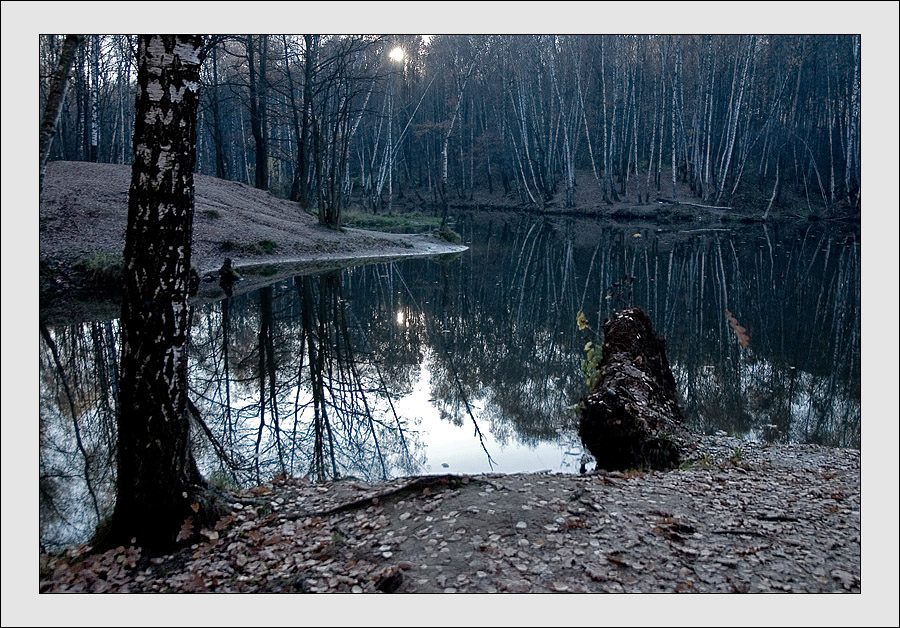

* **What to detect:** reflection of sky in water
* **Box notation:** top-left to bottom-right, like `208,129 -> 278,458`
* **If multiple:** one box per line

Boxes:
394,354 -> 580,476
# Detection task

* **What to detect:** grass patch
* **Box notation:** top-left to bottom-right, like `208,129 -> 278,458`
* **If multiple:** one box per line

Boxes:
257,239 -> 278,254
72,250 -> 124,289
680,453 -> 712,470
343,210 -> 442,234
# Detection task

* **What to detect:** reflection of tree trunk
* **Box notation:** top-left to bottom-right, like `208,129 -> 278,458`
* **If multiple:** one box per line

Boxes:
221,297 -> 233,448
295,271 -> 404,480
334,278 -> 388,479
254,291 -> 268,483
290,287 -> 308,475
90,322 -> 117,454
253,287 -> 285,481
262,287 -> 285,474
299,276 -> 328,481
319,275 -> 341,477
40,324 -> 101,521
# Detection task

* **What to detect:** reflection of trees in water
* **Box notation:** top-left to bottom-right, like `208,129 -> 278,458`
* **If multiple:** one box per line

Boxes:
371,217 -> 586,448
39,322 -> 119,551
655,225 -> 861,448
349,215 -> 857,452
422,214 -> 860,449
445,214 -> 861,449
39,273 -> 426,549
188,272 -> 423,486
37,216 -> 860,549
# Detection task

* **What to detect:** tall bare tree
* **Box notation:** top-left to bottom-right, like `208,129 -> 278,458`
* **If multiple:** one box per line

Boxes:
39,34 -> 84,193
247,35 -> 269,190
104,35 -> 221,553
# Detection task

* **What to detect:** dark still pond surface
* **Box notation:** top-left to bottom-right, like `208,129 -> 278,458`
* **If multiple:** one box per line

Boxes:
39,213 -> 860,549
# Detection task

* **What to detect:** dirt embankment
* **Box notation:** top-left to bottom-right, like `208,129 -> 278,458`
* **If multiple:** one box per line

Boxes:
39,161 -> 466,304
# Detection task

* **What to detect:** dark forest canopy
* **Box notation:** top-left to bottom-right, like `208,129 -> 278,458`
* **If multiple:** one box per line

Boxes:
39,34 -> 861,220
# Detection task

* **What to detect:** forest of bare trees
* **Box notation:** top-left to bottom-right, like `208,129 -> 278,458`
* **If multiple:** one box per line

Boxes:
39,34 -> 862,221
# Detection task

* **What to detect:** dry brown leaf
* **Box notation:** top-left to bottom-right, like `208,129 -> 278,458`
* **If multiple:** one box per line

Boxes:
725,309 -> 750,347
176,515 -> 194,543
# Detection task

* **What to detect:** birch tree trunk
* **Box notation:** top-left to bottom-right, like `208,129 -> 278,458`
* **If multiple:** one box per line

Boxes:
211,40 -> 228,179
106,35 -> 220,554
575,47 -> 601,189
646,78 -> 657,189
298,35 -> 317,209
702,36 -> 715,201
549,44 -> 575,208
844,35 -> 859,206
671,64 -> 677,200
441,51 -> 479,216
39,34 -> 84,194
715,36 -> 753,206
90,35 -> 100,162
763,157 -> 779,221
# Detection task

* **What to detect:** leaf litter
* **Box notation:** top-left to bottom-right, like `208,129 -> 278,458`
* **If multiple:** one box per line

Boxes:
40,435 -> 859,593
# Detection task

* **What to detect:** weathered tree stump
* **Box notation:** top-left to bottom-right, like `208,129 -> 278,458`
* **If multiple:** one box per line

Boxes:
579,307 -> 689,470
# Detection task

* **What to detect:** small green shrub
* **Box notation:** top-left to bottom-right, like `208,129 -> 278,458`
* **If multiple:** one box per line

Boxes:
576,311 -> 602,391
436,223 -> 462,244
208,467 -> 239,492
581,341 -> 602,391
73,250 -> 124,288
257,239 -> 278,254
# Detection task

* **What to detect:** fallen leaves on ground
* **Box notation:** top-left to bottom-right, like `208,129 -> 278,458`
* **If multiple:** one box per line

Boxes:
39,436 -> 859,594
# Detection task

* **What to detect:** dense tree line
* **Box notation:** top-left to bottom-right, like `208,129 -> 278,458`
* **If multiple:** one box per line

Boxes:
40,34 -> 862,220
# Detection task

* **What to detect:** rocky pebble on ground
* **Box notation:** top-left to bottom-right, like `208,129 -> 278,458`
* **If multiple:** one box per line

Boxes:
39,435 -> 860,594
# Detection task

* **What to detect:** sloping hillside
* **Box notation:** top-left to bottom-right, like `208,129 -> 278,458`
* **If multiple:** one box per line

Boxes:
39,160 -> 464,275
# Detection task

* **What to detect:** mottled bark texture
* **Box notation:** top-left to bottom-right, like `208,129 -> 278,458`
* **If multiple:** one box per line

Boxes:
579,307 -> 688,470
106,36 -> 220,553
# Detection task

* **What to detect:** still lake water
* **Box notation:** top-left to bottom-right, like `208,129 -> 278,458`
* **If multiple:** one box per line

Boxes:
39,212 -> 860,549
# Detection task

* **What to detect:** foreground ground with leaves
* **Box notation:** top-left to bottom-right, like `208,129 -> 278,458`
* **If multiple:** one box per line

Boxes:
40,436 -> 859,594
